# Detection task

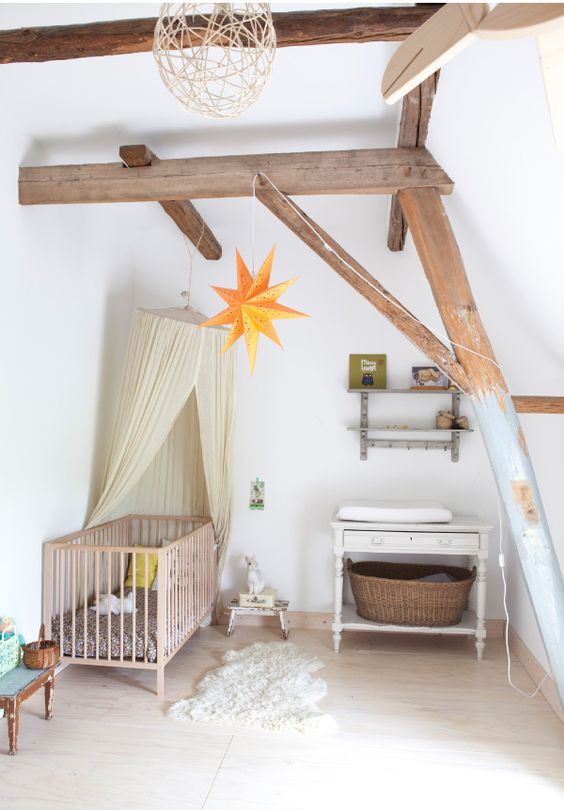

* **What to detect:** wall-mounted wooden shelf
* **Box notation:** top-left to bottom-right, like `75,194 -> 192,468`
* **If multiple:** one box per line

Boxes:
348,388 -> 471,462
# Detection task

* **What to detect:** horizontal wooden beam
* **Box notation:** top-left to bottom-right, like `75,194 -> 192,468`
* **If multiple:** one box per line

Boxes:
255,175 -> 468,392
0,6 -> 444,64
119,145 -> 221,260
19,148 -> 453,206
512,396 -> 564,414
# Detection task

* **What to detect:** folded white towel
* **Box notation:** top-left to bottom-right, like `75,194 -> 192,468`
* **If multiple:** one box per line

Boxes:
89,593 -> 137,615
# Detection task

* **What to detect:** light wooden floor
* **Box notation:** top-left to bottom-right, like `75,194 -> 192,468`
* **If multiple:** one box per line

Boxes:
2,626 -> 563,809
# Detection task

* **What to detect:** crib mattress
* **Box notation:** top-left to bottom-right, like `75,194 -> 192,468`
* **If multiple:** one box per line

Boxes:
337,500 -> 453,524
51,590 -> 161,663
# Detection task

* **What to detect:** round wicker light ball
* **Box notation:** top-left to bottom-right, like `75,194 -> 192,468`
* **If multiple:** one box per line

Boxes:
153,3 -> 276,119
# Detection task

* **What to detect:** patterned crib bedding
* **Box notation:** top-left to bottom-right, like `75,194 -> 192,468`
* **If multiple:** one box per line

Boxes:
51,590 -> 162,663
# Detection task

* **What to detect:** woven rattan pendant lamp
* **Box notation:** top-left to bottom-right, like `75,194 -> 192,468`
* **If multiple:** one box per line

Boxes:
153,3 -> 276,119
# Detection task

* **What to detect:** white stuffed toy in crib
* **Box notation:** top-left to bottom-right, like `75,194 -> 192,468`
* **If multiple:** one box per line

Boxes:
245,555 -> 265,595
90,593 -> 137,616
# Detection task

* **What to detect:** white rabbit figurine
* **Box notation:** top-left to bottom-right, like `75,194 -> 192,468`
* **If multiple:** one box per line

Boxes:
245,555 -> 265,595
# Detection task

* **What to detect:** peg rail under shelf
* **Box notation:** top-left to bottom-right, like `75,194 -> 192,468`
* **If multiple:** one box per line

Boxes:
348,388 -> 471,461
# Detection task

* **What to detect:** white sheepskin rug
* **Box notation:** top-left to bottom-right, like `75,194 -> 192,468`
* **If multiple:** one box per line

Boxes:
169,641 -> 337,733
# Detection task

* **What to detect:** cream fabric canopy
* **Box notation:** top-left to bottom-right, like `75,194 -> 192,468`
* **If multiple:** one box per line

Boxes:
87,307 -> 235,582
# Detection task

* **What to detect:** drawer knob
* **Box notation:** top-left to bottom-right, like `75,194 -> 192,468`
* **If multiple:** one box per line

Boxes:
439,538 -> 453,546
370,538 -> 383,545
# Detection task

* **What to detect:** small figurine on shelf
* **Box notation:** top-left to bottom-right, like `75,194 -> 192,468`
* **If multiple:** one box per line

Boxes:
245,555 -> 265,595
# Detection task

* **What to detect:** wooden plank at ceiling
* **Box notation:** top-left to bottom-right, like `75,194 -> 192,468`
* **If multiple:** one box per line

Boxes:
254,175 -> 469,392
0,6 -> 444,64
387,72 -> 440,252
18,148 -> 454,206
399,185 -> 564,709
119,145 -> 221,261
512,396 -> 564,414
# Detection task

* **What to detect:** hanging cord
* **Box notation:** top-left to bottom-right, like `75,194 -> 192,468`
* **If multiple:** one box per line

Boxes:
121,151 -> 207,310
497,499 -> 548,698
181,218 -> 206,309
251,172 -> 502,374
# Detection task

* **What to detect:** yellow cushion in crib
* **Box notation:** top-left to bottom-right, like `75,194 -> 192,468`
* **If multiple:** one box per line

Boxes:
124,547 -> 158,589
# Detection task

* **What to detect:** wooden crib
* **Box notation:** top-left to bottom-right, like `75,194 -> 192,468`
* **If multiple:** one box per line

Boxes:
43,515 -> 216,696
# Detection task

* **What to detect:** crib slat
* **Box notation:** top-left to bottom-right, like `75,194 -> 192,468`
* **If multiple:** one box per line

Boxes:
59,550 -> 64,657
131,552 -> 136,662
82,551 -> 88,659
71,549 -> 76,658
107,552 -> 112,661
95,551 -> 100,660
144,555 -> 148,663
120,552 -> 124,662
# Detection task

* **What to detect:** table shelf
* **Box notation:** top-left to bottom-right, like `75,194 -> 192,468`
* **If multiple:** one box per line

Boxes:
340,604 -> 477,636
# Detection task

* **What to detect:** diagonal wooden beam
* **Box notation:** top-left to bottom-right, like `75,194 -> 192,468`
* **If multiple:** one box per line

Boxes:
0,6 -> 444,64
119,145 -> 221,261
254,175 -> 468,391
399,186 -> 564,708
19,148 -> 454,206
387,72 -> 440,251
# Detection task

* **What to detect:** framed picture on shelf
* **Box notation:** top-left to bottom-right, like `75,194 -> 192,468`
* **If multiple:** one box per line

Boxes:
410,365 -> 449,390
349,354 -> 386,389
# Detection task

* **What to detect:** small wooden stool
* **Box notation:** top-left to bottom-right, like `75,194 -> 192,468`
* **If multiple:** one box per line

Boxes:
0,664 -> 55,755
226,598 -> 290,639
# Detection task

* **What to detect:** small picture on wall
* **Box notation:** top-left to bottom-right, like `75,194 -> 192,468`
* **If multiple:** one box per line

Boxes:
249,478 -> 265,511
411,365 -> 449,390
349,354 -> 387,389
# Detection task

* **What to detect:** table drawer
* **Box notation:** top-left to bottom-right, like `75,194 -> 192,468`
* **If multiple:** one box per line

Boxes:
412,533 -> 480,550
344,531 -> 413,550
343,530 -> 480,551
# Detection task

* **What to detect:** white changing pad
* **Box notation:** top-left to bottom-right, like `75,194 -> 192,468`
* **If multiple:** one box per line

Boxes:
337,500 -> 453,524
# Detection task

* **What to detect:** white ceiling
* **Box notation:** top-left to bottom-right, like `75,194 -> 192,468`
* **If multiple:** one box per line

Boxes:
2,2 -> 400,163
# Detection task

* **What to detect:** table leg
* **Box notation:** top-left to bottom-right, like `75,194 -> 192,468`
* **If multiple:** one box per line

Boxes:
475,557 -> 487,661
279,610 -> 289,640
44,673 -> 54,720
226,610 -> 236,637
332,552 -> 344,652
7,698 -> 18,755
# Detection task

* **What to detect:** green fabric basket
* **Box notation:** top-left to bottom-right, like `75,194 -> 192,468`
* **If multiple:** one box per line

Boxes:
0,627 -> 21,678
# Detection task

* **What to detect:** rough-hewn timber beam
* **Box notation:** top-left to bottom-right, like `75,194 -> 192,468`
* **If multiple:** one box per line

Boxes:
388,72 -> 440,252
512,396 -> 564,414
399,186 -> 564,708
0,6 -> 444,64
119,145 -> 221,261
18,148 -> 453,206
254,175 -> 468,392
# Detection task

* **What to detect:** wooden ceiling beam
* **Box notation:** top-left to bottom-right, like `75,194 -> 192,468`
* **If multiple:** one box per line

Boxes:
19,148 -> 453,206
387,71 -> 440,252
399,186 -> 564,708
119,145 -> 221,261
512,396 -> 564,414
254,175 -> 469,392
0,6 -> 444,64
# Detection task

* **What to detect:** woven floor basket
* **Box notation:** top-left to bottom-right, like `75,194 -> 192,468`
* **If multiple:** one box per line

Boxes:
347,560 -> 476,627
22,624 -> 60,669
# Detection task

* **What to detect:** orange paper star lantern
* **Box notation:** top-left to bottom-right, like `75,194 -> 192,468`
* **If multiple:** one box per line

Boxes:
201,246 -> 308,373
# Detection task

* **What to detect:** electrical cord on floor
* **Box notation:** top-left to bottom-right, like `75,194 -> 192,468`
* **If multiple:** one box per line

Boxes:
497,499 -> 548,698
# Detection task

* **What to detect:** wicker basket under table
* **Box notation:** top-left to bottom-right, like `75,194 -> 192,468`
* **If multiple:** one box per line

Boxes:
347,560 -> 476,627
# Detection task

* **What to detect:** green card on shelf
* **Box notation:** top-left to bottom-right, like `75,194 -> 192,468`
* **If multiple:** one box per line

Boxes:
349,354 -> 387,389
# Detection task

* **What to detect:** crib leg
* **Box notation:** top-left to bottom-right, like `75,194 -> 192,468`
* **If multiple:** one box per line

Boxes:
156,667 -> 165,698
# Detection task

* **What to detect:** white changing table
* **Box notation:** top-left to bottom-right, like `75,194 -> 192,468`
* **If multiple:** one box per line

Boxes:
330,515 -> 492,659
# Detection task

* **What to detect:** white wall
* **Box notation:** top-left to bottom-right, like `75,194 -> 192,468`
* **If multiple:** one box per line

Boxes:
2,4 -> 563,672
0,47 -> 136,639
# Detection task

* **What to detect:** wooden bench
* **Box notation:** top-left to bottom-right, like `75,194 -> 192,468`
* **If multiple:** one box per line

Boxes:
0,664 -> 55,755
